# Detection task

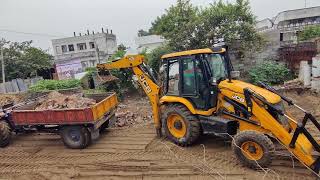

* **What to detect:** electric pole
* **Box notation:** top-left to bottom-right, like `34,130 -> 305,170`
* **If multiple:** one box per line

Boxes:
0,46 -> 5,93
305,0 -> 307,8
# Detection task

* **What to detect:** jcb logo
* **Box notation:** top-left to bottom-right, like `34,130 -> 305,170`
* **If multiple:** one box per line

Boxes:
139,75 -> 152,94
232,94 -> 244,103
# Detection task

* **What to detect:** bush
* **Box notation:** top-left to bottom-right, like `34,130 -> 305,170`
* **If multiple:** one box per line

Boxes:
85,67 -> 97,72
248,61 -> 293,85
147,46 -> 173,75
29,79 -> 81,92
298,25 -> 320,41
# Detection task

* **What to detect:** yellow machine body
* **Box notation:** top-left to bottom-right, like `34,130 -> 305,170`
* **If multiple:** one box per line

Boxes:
97,49 -> 320,172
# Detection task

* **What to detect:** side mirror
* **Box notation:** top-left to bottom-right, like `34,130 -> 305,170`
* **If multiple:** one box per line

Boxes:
209,77 -> 217,86
231,71 -> 240,79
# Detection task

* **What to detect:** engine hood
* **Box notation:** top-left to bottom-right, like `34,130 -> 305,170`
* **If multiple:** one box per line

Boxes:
218,80 -> 281,104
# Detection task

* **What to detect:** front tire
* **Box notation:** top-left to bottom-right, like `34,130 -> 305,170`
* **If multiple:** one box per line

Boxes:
0,121 -> 11,148
60,126 -> 90,149
162,104 -> 200,146
232,130 -> 275,169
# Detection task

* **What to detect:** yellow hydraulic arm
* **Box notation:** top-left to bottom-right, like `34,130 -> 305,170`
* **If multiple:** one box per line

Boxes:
97,55 -> 162,136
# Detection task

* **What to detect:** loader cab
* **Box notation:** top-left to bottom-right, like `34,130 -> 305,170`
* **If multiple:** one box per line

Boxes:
161,48 -> 230,110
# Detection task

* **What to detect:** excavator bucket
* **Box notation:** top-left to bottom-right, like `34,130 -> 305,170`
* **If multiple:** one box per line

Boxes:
95,69 -> 119,86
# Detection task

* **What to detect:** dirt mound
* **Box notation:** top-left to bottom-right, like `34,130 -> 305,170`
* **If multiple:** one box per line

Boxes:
0,94 -> 24,107
114,95 -> 152,127
115,110 -> 151,127
35,91 -> 96,110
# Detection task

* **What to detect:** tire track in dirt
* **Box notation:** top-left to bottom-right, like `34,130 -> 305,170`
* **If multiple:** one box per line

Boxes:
1,124 -> 317,180
0,124 -> 208,179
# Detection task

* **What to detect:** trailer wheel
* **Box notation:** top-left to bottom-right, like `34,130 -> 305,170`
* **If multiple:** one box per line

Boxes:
60,126 -> 90,149
232,130 -> 275,169
0,121 -> 11,148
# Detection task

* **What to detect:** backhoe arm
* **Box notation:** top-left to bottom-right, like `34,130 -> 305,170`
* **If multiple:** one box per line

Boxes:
97,55 -> 162,136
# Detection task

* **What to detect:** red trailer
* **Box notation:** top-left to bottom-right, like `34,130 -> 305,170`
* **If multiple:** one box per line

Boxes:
0,93 -> 118,149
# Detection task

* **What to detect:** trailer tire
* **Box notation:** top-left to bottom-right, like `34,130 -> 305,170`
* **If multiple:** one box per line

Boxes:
0,121 -> 11,148
60,126 -> 90,149
232,130 -> 275,169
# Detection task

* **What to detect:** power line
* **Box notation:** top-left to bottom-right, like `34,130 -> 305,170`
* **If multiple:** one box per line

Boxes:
0,28 -> 66,38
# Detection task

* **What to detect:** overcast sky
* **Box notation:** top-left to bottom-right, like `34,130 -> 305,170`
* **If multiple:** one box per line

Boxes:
1,0 -> 320,53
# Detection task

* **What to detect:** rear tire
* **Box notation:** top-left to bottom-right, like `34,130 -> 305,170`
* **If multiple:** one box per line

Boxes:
232,130 -> 275,169
0,121 -> 11,148
162,104 -> 200,146
60,126 -> 90,149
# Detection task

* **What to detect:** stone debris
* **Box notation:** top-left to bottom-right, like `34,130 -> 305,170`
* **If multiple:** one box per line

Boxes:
0,94 -> 24,107
274,79 -> 306,92
115,110 -> 151,127
114,96 -> 152,127
35,91 -> 96,110
98,75 -> 119,83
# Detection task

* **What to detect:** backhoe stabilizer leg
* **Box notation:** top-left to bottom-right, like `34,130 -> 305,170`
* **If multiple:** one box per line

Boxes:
156,128 -> 162,138
312,157 -> 320,174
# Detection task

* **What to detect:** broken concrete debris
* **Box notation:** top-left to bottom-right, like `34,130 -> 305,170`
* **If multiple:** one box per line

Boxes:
35,91 -> 96,110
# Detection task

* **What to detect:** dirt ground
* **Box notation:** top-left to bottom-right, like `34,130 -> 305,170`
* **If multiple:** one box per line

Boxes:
0,91 -> 320,180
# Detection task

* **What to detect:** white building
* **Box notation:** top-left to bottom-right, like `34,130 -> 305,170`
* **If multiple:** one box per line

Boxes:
256,6 -> 320,44
51,29 -> 117,79
135,35 -> 166,53
52,29 -> 117,68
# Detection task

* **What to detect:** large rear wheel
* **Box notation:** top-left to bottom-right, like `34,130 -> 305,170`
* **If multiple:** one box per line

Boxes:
0,121 -> 11,148
232,130 -> 275,169
162,104 -> 200,146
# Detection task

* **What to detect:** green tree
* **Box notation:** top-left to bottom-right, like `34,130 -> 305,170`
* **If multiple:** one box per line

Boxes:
147,45 -> 173,75
109,44 -> 127,60
149,0 -> 263,52
0,39 -> 52,81
108,44 -> 134,90
149,0 -> 199,51
137,29 -> 150,37
198,0 -> 263,51
298,25 -> 320,41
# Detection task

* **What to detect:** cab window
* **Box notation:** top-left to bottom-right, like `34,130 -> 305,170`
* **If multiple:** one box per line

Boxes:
182,57 -> 196,95
207,54 -> 226,81
167,59 -> 180,95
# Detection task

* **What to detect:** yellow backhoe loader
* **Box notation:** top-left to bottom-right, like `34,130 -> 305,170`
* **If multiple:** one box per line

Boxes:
97,44 -> 320,174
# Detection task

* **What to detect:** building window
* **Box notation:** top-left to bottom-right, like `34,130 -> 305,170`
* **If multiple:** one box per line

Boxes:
77,43 -> 87,51
280,33 -> 284,42
89,42 -> 95,49
68,44 -> 74,51
56,46 -> 62,54
61,45 -> 68,53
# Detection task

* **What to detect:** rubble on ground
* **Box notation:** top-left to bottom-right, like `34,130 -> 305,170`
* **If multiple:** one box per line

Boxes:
98,75 -> 119,83
274,79 -> 306,92
0,94 -> 24,107
115,110 -> 151,127
35,91 -> 96,110
114,96 -> 152,127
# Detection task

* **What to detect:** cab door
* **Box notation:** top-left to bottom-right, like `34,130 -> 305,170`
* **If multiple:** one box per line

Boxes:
165,55 -> 214,111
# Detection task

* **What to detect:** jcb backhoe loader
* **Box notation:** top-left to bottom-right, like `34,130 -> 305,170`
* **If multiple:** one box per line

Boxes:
97,45 -> 320,174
